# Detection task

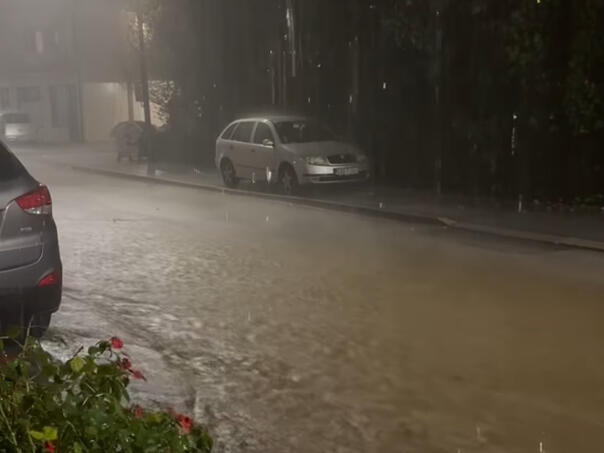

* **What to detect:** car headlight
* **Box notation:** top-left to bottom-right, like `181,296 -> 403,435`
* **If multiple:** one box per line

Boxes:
304,156 -> 330,165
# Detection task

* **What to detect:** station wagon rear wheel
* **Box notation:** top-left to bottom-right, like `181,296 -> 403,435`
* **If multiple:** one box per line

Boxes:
221,159 -> 239,188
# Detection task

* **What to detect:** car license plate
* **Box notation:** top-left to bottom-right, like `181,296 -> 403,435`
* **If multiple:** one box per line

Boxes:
335,167 -> 359,176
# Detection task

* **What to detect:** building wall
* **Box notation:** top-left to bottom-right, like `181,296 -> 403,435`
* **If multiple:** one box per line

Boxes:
0,0 -> 79,142
0,0 -> 150,143
82,82 -> 163,142
0,74 -> 79,142
75,2 -> 135,83
1,77 -> 166,143
0,0 -> 76,76
82,83 -> 130,142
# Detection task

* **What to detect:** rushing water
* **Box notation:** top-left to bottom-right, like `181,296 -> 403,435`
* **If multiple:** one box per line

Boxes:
20,154 -> 604,453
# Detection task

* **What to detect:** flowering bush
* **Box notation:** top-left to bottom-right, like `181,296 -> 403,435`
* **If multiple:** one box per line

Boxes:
0,336 -> 212,452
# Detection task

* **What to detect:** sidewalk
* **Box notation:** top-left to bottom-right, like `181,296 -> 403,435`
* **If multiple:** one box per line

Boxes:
23,143 -> 604,252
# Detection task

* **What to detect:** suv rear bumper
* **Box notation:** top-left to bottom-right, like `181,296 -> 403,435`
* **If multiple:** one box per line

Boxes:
0,233 -> 62,318
0,284 -> 61,328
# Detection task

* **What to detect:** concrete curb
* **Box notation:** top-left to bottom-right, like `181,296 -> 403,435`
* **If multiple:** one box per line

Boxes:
72,165 -> 604,253
73,165 -> 444,226
439,218 -> 604,253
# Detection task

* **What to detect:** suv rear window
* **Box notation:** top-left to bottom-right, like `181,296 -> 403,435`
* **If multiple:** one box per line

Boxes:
0,144 -> 25,181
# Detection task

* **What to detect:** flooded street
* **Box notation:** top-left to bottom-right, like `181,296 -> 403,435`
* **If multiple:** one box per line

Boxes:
20,152 -> 604,453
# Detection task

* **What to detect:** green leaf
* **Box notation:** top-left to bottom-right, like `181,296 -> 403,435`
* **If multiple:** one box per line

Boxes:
147,413 -> 163,424
42,364 -> 56,377
29,430 -> 45,441
73,442 -> 83,453
43,426 -> 58,441
13,391 -> 24,405
6,325 -> 21,339
70,357 -> 85,373
82,358 -> 97,374
97,340 -> 110,352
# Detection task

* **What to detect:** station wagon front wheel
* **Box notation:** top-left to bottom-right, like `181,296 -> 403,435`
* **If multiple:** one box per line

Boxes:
279,164 -> 299,195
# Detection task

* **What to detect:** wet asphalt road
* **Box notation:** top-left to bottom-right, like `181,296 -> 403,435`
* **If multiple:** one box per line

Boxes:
15,149 -> 604,453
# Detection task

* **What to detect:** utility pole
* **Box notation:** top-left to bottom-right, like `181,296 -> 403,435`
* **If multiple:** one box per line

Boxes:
269,50 -> 276,105
434,7 -> 444,196
71,0 -> 84,142
285,0 -> 296,78
136,0 -> 153,175
127,82 -> 134,121
281,0 -> 297,107
281,49 -> 288,107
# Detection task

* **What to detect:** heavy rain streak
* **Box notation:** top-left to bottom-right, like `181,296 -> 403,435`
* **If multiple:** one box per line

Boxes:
1,1 -> 604,452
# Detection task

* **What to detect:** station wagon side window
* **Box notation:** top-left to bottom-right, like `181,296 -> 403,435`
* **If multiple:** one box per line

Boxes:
231,121 -> 255,143
221,122 -> 238,140
252,122 -> 274,145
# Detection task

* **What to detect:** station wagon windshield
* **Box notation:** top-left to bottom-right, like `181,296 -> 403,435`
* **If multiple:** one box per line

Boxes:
274,121 -> 334,144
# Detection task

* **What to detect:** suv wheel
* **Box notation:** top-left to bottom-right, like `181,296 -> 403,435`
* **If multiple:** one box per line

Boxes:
27,312 -> 51,338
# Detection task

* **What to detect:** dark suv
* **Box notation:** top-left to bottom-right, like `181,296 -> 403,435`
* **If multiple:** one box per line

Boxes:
0,141 -> 61,337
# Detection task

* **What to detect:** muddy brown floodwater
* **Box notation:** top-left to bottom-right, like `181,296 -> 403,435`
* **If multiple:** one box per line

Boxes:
18,150 -> 604,453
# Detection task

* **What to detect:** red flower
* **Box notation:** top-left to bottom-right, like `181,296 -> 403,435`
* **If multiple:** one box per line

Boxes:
119,357 -> 132,370
131,369 -> 146,380
132,405 -> 144,418
44,442 -> 56,453
110,337 -> 124,349
175,414 -> 193,434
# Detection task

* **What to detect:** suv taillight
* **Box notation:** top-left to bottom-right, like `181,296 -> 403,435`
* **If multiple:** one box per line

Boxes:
15,185 -> 52,215
38,270 -> 61,287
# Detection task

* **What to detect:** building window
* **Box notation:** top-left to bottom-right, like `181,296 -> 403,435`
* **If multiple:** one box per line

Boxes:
50,85 -> 70,128
35,31 -> 44,54
17,87 -> 41,105
45,30 -> 62,53
26,29 -> 63,55
0,88 -> 9,109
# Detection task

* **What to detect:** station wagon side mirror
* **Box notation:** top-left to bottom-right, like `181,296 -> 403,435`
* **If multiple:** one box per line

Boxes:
262,138 -> 275,148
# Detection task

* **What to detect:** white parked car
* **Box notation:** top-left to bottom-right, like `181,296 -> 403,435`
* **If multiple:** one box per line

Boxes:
215,116 -> 370,193
1,112 -> 37,142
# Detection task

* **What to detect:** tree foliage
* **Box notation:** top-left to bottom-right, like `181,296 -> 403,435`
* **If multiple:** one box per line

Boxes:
505,0 -> 604,134
139,0 -> 604,198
